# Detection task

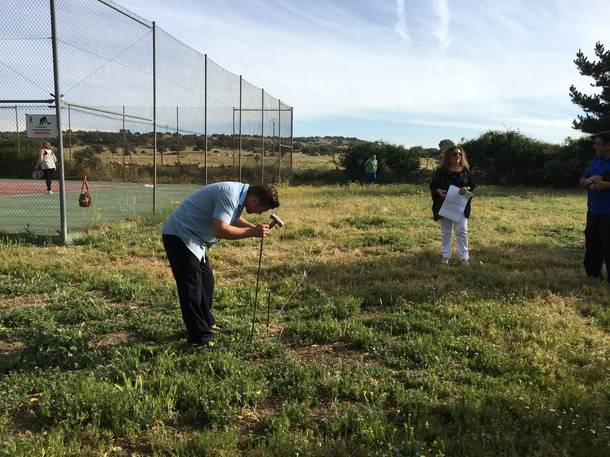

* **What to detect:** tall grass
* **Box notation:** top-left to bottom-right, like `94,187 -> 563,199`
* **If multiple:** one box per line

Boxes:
0,184 -> 608,456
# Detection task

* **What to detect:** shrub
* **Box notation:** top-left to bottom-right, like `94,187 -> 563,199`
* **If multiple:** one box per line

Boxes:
462,130 -> 560,185
340,141 -> 420,183
543,136 -> 595,187
461,130 -> 596,187
73,146 -> 102,172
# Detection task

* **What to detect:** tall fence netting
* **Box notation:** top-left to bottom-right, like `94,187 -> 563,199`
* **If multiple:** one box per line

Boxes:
0,0 -> 293,239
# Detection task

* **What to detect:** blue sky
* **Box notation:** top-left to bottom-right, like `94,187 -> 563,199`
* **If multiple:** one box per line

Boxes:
114,1 -> 610,146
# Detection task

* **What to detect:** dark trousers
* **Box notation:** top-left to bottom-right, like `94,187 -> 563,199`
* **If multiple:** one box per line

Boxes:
162,235 -> 215,344
583,212 -> 610,281
43,169 -> 54,191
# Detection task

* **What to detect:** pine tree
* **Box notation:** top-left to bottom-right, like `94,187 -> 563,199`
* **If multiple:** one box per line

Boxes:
569,42 -> 610,133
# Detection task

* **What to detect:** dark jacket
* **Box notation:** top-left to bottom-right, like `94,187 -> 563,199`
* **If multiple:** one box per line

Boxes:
429,167 -> 476,220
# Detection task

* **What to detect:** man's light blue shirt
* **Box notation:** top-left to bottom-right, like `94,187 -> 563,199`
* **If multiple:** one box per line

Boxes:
162,182 -> 249,261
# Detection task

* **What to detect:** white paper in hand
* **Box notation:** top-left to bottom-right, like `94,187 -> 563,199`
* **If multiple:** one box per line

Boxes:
438,185 -> 473,222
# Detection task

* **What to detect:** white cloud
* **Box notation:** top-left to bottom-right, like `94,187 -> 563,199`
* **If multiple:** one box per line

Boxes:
394,0 -> 409,44
107,0 -> 610,144
432,0 -> 451,51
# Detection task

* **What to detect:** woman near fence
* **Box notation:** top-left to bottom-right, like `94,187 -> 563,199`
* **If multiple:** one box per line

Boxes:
36,141 -> 57,194
430,145 -> 475,265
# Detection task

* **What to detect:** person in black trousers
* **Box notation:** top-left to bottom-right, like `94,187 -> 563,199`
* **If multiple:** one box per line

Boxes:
35,141 -> 57,194
162,182 -> 280,350
579,131 -> 610,282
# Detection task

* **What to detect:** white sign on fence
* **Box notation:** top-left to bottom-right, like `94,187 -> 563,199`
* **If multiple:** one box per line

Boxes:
26,114 -> 58,138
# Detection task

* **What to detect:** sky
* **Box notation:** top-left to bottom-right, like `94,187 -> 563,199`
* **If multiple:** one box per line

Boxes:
49,1 -> 610,146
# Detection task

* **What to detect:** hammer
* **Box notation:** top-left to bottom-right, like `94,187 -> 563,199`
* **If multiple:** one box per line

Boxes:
249,213 -> 285,346
269,213 -> 285,229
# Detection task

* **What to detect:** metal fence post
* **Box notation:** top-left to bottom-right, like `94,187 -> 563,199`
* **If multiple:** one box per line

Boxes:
278,99 -> 281,182
50,0 -> 68,244
176,105 -> 180,182
122,105 -> 126,176
14,105 -> 20,157
261,88 -> 264,184
152,21 -> 157,213
67,104 -> 71,162
239,75 -> 242,182
204,53 -> 208,185
232,107 -> 236,181
290,107 -> 294,183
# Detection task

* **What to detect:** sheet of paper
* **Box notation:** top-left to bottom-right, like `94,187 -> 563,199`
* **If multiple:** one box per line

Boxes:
438,185 -> 473,222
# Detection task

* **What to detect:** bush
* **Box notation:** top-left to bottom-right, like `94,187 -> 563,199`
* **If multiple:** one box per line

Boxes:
340,141 -> 420,183
543,136 -> 595,187
462,130 -> 595,187
462,130 -> 560,185
73,146 -> 102,172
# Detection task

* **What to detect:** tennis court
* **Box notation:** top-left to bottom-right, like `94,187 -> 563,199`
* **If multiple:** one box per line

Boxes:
0,179 -> 201,238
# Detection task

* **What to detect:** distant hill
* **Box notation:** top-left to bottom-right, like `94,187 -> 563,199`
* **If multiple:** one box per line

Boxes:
293,136 -> 361,156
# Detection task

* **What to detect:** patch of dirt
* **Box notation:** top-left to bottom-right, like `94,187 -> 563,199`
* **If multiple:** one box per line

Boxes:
288,341 -> 380,369
235,396 -> 285,449
0,294 -> 47,309
0,339 -> 25,356
96,331 -> 135,347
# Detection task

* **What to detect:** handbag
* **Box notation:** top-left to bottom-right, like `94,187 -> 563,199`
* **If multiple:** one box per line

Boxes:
31,169 -> 43,179
78,175 -> 92,207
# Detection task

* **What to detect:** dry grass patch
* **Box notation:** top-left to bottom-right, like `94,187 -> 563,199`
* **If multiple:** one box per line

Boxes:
0,338 -> 25,356
0,294 -> 47,309
95,331 -> 135,347
287,341 -> 380,369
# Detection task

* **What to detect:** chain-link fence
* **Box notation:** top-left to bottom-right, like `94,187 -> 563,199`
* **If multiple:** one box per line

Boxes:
0,0 -> 293,241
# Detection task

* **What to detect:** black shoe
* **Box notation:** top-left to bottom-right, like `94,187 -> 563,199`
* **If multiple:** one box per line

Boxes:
211,324 -> 233,335
189,340 -> 227,352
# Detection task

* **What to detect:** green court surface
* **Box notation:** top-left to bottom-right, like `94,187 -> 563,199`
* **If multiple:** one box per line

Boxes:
0,179 -> 201,239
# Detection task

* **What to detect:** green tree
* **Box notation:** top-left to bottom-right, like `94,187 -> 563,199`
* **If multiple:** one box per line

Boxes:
569,42 -> 610,133
438,139 -> 454,152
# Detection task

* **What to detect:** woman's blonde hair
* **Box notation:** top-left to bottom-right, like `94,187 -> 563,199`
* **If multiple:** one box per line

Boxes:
41,141 -> 51,149
441,145 -> 470,170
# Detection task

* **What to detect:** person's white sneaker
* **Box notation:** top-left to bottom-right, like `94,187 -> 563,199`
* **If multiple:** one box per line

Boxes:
47,190 -> 53,194
441,258 -> 450,264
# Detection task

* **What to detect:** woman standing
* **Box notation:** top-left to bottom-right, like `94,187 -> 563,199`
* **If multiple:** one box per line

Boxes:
430,145 -> 475,264
36,141 -> 57,194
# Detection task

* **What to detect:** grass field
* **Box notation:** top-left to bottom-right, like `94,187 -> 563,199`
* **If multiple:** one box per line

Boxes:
0,184 -> 609,456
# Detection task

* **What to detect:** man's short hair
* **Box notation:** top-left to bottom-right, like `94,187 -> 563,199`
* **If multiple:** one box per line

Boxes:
247,184 -> 280,209
595,130 -> 610,145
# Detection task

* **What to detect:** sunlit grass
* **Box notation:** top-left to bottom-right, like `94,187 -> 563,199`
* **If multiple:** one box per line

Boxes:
0,184 -> 608,456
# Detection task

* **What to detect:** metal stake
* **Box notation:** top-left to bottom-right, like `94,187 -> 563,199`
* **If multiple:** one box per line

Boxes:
266,289 -> 271,334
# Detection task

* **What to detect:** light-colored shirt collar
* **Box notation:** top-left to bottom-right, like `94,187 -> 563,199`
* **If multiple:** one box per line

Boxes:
237,183 -> 249,212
